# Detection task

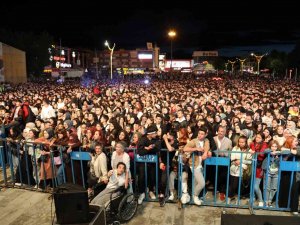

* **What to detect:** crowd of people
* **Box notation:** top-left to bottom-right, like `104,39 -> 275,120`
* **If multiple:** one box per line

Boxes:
0,74 -> 299,214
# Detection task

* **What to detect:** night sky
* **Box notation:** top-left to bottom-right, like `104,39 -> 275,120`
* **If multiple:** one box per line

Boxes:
1,0 -> 300,57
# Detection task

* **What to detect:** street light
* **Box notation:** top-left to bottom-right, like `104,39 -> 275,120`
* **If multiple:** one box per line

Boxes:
225,63 -> 228,71
251,52 -> 267,75
168,30 -> 176,74
236,58 -> 247,74
105,40 -> 116,80
228,60 -> 236,74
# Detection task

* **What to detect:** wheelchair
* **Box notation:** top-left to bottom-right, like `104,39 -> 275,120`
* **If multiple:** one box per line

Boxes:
91,186 -> 138,225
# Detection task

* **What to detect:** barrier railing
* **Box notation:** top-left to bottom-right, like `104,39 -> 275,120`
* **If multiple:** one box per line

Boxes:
1,139 -> 299,213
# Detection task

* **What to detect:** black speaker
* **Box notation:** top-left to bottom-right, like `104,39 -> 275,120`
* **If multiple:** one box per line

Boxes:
54,183 -> 89,224
221,214 -> 300,225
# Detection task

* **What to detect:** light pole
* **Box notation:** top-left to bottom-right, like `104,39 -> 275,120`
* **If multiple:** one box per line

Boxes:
105,40 -> 116,80
251,52 -> 267,75
225,63 -> 228,71
168,30 -> 176,74
228,60 -> 236,74
236,58 -> 246,74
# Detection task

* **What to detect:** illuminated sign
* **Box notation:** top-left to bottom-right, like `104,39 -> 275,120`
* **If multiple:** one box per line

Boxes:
165,60 -> 192,68
56,62 -> 72,68
60,63 -> 72,68
53,56 -> 66,61
193,51 -> 218,57
159,54 -> 165,60
43,69 -> 52,73
138,53 -> 153,60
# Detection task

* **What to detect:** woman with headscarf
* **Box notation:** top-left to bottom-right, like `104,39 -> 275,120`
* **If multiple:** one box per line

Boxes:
34,128 -> 55,189
63,120 -> 73,132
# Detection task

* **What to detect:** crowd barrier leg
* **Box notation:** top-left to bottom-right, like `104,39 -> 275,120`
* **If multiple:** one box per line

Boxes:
50,152 -> 57,188
155,157 -> 158,199
7,146 -> 15,184
15,144 -> 23,185
144,162 -> 148,201
191,154 -> 195,204
42,155 -> 47,190
177,154 -> 182,202
0,146 -> 7,185
32,147 -> 39,189
70,156 -> 76,184
79,150 -> 86,189
24,146 -> 31,186
59,148 -> 66,184
165,151 -> 170,198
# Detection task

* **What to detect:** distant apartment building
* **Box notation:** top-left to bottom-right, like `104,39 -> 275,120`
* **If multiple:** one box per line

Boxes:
97,43 -> 160,74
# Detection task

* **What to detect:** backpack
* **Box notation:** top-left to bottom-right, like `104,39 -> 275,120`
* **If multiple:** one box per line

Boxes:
22,104 -> 36,123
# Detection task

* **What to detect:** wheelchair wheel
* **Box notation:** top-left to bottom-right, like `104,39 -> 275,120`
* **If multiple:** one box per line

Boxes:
117,193 -> 138,222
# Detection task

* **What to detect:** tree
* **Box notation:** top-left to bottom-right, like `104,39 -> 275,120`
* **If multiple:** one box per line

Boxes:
288,40 -> 300,68
265,50 -> 287,77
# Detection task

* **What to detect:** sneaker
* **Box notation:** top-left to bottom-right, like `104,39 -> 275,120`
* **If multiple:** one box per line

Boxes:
138,193 -> 145,205
149,191 -> 156,200
14,183 -> 22,186
219,193 -> 225,202
258,201 -> 264,207
193,195 -> 202,206
292,212 -> 299,216
159,194 -> 166,207
181,193 -> 190,204
168,193 -> 175,201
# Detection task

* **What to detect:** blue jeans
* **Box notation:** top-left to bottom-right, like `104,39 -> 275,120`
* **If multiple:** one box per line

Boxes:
56,165 -> 65,186
254,178 -> 263,202
265,174 -> 278,202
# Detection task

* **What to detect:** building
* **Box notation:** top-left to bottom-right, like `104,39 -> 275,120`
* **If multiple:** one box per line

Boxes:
45,45 -> 93,77
97,43 -> 160,75
192,51 -> 219,64
0,42 -> 27,83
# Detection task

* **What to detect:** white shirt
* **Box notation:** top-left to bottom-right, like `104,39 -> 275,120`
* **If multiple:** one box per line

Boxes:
41,105 -> 56,120
106,170 -> 126,189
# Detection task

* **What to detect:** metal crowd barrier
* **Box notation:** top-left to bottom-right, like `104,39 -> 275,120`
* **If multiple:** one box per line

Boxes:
176,150 -> 300,213
1,139 -> 300,214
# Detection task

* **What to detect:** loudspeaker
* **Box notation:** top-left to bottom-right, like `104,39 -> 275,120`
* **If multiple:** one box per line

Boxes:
54,183 -> 89,224
221,214 -> 300,225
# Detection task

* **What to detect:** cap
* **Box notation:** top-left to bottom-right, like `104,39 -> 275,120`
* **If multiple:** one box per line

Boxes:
146,125 -> 158,135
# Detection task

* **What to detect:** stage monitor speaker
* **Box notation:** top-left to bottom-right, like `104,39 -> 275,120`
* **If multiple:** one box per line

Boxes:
54,183 -> 89,224
221,213 -> 300,225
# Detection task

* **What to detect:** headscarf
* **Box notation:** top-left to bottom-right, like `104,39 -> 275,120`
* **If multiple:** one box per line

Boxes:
64,120 -> 73,131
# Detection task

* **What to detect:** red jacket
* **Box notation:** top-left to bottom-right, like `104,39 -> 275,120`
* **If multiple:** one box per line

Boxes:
250,142 -> 268,178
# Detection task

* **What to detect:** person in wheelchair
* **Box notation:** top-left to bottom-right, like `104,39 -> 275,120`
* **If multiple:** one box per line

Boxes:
91,162 -> 126,206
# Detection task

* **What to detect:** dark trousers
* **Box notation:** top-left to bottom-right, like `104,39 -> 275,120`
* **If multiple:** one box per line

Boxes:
217,166 -> 229,194
229,175 -> 240,198
290,180 -> 300,212
159,169 -> 167,195
137,162 -> 156,194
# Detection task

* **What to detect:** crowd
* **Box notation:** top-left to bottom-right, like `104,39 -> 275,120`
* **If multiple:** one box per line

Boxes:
0,75 -> 299,214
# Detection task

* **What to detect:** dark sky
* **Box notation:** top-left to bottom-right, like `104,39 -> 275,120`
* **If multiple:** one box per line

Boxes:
1,0 -> 300,56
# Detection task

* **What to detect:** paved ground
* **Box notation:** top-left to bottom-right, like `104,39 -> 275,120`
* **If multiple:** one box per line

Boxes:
0,188 -> 296,225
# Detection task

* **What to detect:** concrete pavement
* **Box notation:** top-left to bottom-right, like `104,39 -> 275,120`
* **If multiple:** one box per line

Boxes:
0,188 -> 295,225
